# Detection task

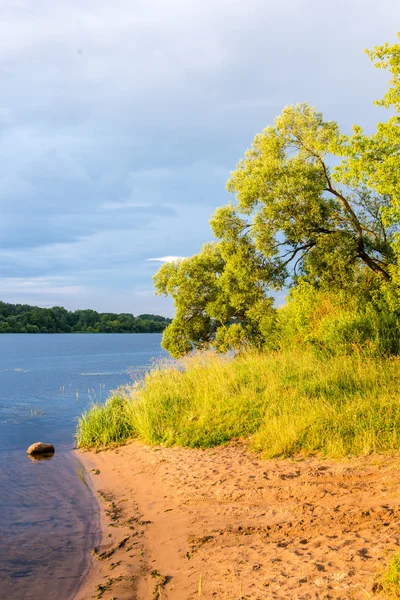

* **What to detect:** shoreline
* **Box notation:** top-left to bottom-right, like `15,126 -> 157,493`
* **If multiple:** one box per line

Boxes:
75,441 -> 400,599
71,453 -> 102,600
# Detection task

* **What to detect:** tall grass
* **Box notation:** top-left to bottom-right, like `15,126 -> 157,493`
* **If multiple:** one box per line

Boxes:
76,349 -> 400,458
378,553 -> 400,598
76,395 -> 135,448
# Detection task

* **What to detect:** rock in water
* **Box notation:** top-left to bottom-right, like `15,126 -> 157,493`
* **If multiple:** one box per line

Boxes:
27,442 -> 55,455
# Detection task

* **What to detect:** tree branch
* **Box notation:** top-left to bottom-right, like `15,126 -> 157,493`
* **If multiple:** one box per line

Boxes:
279,242 -> 316,269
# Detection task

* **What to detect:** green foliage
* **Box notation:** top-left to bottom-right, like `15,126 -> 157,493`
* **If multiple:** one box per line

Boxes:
0,301 -> 171,334
76,395 -> 136,448
336,34 -> 400,241
153,34 -> 400,357
224,99 -> 395,288
76,349 -> 400,458
272,279 -> 400,356
153,244 -> 223,356
154,242 -> 274,357
379,553 -> 400,598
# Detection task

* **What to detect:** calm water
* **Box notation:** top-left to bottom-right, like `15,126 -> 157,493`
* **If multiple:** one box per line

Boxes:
0,334 -> 167,600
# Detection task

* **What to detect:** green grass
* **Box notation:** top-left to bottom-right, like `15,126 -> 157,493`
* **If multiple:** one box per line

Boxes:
76,395 -> 135,449
378,553 -> 400,598
76,348 -> 400,458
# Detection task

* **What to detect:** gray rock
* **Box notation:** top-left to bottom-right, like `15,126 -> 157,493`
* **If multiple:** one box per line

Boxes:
27,442 -> 55,455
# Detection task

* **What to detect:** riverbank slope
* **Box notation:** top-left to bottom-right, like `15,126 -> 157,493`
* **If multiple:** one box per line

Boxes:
76,441 -> 400,599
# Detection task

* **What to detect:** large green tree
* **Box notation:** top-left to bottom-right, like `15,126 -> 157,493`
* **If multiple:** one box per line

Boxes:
155,35 -> 400,358
335,35 -> 400,261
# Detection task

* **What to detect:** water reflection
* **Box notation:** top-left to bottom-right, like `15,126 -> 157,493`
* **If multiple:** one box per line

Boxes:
27,453 -> 55,463
0,450 -> 98,600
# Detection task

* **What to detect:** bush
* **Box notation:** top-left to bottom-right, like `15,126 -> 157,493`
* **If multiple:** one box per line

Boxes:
273,281 -> 400,357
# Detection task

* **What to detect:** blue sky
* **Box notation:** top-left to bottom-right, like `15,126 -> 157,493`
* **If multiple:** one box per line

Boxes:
1,0 -> 399,316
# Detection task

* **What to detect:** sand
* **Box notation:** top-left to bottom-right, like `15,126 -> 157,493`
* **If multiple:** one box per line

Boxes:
75,441 -> 400,599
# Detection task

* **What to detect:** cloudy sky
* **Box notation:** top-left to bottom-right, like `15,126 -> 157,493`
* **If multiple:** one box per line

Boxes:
0,0 -> 399,316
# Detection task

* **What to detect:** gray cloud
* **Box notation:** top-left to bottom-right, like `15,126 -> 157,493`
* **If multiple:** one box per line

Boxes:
1,0 -> 399,313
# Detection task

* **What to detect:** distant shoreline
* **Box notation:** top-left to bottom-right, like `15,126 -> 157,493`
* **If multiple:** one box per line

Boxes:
0,331 -> 165,334
0,301 -> 171,334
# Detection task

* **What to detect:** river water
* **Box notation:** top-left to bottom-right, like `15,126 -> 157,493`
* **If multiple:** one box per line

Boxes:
0,334 -> 167,600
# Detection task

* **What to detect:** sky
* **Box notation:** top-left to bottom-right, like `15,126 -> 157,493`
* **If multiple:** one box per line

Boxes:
0,0 -> 399,316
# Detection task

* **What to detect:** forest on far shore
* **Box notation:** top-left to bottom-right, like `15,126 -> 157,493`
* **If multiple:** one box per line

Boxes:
0,301 -> 171,333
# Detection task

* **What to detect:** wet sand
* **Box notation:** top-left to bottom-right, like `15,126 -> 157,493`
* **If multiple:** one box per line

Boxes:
75,441 -> 400,599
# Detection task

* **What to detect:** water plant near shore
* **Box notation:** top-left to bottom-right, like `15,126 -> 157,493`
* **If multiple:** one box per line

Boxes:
76,348 -> 400,458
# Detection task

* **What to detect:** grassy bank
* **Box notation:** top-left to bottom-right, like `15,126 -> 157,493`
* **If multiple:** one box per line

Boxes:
379,553 -> 400,598
76,348 -> 400,458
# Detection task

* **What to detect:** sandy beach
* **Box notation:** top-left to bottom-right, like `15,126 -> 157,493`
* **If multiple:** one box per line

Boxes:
75,441 -> 400,599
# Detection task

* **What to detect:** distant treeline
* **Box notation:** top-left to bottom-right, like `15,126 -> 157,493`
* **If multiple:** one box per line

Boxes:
0,302 -> 172,333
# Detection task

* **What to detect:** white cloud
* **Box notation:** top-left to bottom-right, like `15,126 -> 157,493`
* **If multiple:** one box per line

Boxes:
146,256 -> 186,263
103,202 -> 149,210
